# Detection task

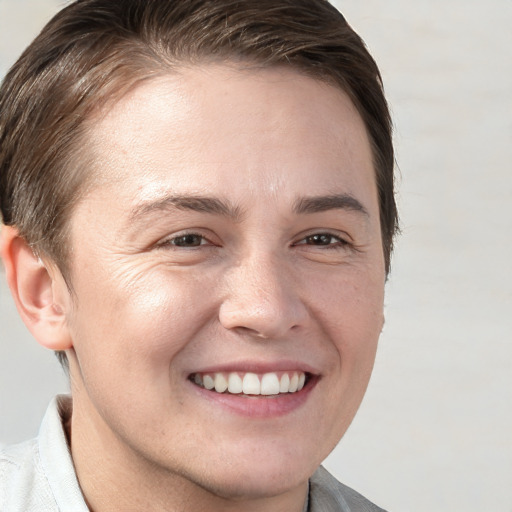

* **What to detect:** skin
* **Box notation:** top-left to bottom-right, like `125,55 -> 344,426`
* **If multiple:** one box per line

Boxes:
4,64 -> 386,511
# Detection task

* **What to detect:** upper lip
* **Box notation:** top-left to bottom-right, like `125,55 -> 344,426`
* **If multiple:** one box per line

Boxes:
187,360 -> 320,376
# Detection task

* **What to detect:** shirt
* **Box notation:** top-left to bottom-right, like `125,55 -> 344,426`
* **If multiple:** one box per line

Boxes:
0,396 -> 386,511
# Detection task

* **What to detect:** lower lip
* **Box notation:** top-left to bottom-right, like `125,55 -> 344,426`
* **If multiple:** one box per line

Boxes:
189,377 -> 318,418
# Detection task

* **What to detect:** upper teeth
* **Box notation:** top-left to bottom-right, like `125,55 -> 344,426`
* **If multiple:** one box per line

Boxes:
193,371 -> 306,395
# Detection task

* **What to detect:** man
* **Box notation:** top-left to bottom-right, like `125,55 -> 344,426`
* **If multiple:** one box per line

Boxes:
0,1 -> 398,510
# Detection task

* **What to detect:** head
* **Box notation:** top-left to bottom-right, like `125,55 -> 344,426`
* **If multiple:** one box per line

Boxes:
0,0 -> 397,506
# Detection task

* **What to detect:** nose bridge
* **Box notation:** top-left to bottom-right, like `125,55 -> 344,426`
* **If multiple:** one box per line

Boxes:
219,249 -> 306,338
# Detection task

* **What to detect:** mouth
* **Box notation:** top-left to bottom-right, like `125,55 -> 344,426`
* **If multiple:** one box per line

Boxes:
189,371 -> 311,397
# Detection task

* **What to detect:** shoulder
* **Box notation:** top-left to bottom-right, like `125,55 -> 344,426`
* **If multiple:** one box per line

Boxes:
1,396 -> 88,512
309,466 -> 388,512
0,438 -> 40,492
0,438 -> 59,511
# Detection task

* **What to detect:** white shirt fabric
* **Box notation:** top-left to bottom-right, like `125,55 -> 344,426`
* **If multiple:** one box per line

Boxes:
0,396 -> 386,511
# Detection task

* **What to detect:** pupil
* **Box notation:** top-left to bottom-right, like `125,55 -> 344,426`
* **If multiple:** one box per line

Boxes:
175,234 -> 200,246
309,234 -> 331,245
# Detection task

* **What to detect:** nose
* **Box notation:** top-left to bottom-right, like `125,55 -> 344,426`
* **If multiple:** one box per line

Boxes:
218,253 -> 308,339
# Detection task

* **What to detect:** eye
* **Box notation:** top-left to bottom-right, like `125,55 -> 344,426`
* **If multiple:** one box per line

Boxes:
166,233 -> 210,247
295,233 -> 348,248
305,234 -> 342,246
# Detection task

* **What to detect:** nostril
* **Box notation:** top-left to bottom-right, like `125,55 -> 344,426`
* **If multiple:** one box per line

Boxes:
226,325 -> 270,339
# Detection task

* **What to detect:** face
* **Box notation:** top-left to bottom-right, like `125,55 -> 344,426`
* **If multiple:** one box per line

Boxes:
62,64 -> 385,500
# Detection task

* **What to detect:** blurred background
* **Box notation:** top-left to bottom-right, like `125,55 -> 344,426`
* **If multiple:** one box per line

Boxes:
1,1 -> 511,510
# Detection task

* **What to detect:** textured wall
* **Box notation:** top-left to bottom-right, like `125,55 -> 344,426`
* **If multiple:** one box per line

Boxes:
1,1 -> 511,511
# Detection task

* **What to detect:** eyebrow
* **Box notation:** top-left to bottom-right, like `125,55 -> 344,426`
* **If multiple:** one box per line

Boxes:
128,192 -> 368,225
129,195 -> 243,222
293,194 -> 369,217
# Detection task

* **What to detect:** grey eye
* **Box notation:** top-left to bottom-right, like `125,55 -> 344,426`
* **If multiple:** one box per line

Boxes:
304,234 -> 338,245
171,234 -> 205,247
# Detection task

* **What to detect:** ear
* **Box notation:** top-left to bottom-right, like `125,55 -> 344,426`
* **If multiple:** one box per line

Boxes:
1,225 -> 73,350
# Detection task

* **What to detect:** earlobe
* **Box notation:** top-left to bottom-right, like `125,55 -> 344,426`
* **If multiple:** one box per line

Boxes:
0,225 -> 73,350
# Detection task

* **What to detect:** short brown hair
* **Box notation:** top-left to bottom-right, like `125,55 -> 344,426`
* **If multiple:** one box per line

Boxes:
0,0 -> 397,272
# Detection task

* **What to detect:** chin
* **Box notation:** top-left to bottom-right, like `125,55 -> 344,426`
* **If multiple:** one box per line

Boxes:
197,465 -> 310,502
187,445 -> 317,501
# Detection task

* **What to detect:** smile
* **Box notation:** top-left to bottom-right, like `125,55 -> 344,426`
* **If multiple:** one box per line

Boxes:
190,371 -> 308,396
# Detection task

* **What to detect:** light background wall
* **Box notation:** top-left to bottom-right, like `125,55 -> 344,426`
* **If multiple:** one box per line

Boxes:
1,1 -> 511,511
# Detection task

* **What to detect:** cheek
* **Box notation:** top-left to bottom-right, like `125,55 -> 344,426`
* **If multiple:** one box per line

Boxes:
317,270 -> 384,390
315,267 -> 384,342
67,264 -> 218,383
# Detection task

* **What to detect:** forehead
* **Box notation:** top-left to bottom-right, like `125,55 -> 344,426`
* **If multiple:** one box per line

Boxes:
82,64 -> 376,216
